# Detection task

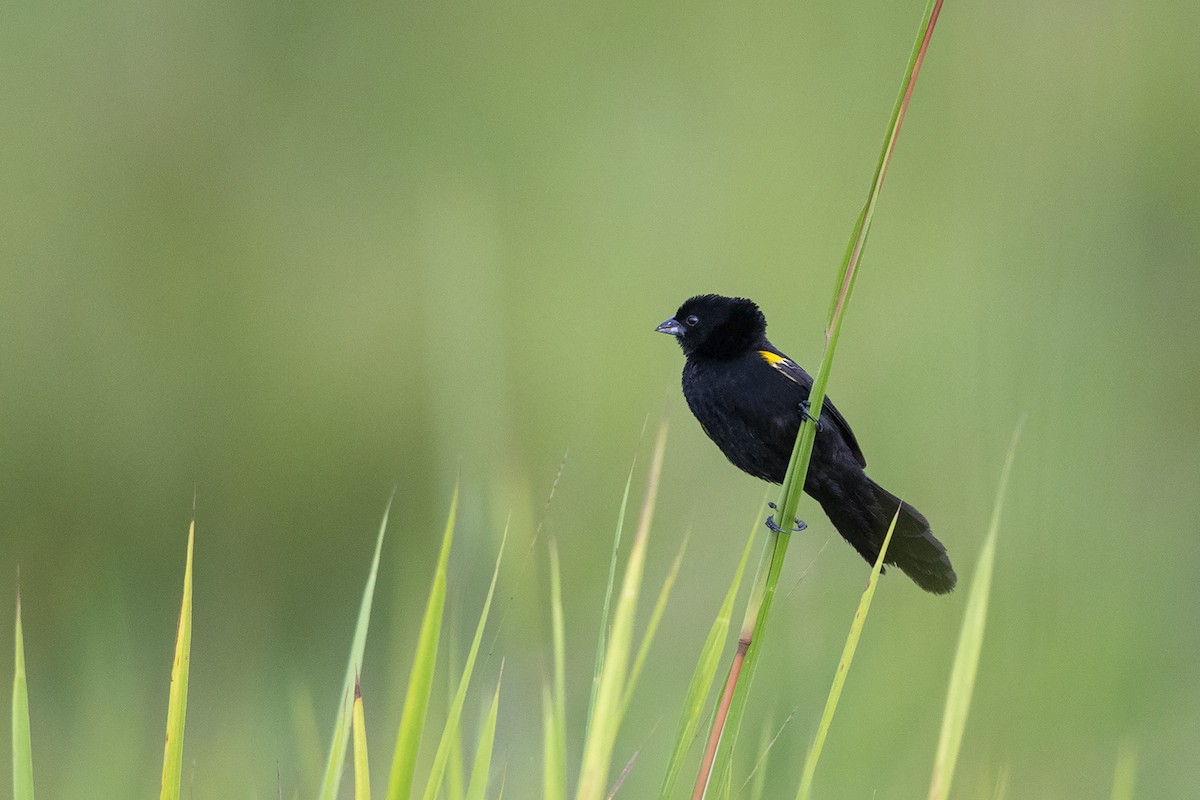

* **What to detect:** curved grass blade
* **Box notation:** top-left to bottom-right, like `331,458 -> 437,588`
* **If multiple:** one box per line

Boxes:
795,510 -> 898,800
420,526 -> 507,800
353,677 -> 371,800
13,581 -> 35,800
386,487 -> 458,800
465,664 -> 503,800
159,516 -> 194,800
928,422 -> 1021,800
319,492 -> 395,800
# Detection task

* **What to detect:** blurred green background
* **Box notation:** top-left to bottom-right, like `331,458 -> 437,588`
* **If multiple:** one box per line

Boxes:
3,0 -> 1199,797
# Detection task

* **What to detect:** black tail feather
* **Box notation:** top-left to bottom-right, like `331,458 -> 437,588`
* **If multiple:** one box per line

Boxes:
818,477 -> 956,594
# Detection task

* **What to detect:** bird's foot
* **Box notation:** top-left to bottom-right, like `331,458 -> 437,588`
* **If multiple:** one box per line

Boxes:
798,399 -> 821,428
766,502 -> 807,534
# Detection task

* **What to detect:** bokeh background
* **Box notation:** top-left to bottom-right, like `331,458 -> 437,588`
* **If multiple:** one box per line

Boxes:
3,1 -> 1199,797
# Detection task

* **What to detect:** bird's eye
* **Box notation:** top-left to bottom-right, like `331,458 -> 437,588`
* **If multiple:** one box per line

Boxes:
686,315 -> 699,326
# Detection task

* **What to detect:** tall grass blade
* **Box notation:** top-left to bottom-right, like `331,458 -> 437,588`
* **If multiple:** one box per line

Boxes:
658,513 -> 758,800
543,540 -> 567,800
698,4 -> 947,794
353,677 -> 371,800
386,487 -> 459,800
12,582 -> 35,800
420,526 -> 507,800
159,516 -> 195,800
927,422 -> 1022,800
465,665 -> 503,800
319,493 -> 395,800
795,509 -> 898,800
575,422 -> 667,800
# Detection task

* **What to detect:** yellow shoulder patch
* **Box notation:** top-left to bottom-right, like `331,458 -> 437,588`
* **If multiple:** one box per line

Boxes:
758,350 -> 786,367
759,349 -> 803,386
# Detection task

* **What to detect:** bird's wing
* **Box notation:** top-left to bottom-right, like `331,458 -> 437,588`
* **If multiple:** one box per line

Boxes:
758,349 -> 868,468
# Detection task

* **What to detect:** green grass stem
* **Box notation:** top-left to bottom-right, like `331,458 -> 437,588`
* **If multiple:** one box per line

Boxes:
696,1 -> 947,794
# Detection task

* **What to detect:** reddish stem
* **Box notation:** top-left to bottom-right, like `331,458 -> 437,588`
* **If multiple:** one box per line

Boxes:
691,633 -> 751,800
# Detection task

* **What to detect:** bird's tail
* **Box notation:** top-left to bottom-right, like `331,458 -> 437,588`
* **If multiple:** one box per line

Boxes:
819,477 -> 956,594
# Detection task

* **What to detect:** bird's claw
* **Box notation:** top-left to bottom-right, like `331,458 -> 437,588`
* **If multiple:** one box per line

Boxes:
798,399 -> 820,427
766,502 -> 807,534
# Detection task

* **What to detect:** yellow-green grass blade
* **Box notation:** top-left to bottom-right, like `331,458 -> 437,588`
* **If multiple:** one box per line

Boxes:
543,540 -> 567,800
927,422 -> 1021,800
465,665 -> 503,800
420,526 -> 507,800
320,493 -> 395,800
795,509 -> 898,800
575,422 -> 667,800
353,677 -> 371,800
657,514 -> 758,800
1110,742 -> 1137,800
587,457 -> 637,733
386,487 -> 458,800
13,583 -> 35,800
446,718 -> 465,800
620,542 -> 686,716
159,516 -> 195,800
541,685 -> 560,800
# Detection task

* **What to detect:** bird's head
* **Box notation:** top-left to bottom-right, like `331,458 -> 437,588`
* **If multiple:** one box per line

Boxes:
655,294 -> 767,359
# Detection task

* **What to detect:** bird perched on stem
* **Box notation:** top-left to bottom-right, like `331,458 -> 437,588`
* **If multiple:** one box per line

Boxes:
656,293 -> 955,594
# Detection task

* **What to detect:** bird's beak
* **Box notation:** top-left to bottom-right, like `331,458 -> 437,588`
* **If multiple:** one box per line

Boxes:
655,317 -> 685,336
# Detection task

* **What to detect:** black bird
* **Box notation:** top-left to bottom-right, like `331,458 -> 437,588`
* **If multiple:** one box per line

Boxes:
656,293 -> 955,594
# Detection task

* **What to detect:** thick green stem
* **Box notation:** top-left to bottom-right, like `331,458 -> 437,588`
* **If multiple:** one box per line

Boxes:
690,1 -> 946,794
